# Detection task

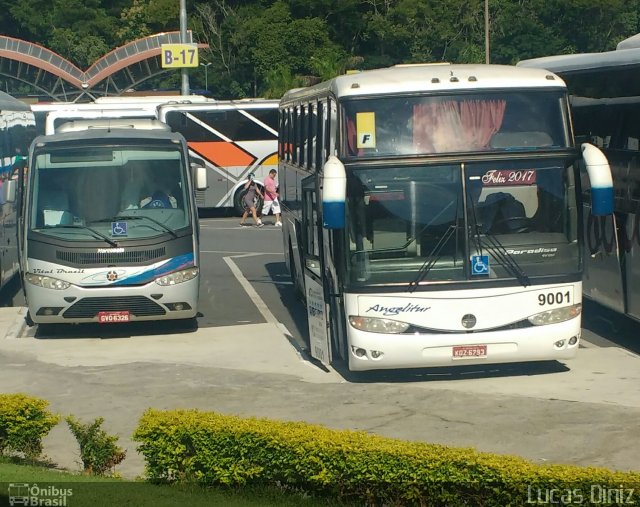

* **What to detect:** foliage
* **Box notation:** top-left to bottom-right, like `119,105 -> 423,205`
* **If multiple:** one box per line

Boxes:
0,457 -> 350,507
262,65 -> 305,100
0,0 -> 639,97
134,408 -> 640,506
0,393 -> 60,460
66,415 -> 126,476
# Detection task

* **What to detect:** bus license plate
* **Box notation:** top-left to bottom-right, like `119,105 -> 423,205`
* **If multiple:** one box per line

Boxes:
97,311 -> 130,323
452,344 -> 487,359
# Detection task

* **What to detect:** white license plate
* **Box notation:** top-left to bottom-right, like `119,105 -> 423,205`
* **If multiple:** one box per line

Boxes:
97,311 -> 130,323
452,344 -> 487,359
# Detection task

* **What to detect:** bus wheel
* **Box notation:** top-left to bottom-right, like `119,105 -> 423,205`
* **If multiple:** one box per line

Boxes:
24,311 -> 35,327
233,188 -> 264,217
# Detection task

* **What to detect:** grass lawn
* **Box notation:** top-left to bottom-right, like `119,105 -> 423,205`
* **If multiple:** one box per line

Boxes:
0,458 -> 347,507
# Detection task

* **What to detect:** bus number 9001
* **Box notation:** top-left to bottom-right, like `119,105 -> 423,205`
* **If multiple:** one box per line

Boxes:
538,291 -> 570,306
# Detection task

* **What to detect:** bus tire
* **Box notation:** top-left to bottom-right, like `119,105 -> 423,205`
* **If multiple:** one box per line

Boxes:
233,187 -> 264,217
24,310 -> 35,327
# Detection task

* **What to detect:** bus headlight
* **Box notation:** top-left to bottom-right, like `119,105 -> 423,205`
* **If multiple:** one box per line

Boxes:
25,273 -> 71,290
528,303 -> 582,326
155,267 -> 199,286
349,315 -> 410,334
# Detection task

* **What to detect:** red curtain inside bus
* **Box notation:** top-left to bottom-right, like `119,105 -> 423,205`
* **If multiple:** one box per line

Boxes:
413,99 -> 506,153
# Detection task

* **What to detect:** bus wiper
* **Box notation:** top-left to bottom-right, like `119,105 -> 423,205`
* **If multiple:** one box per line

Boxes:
466,189 -> 529,287
41,224 -> 118,247
93,216 -> 178,238
477,228 -> 530,287
407,224 -> 457,293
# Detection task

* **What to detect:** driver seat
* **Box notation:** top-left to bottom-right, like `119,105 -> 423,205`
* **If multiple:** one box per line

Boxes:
482,192 -> 528,233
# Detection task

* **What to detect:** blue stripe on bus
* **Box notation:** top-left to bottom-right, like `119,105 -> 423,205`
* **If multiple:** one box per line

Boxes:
322,201 -> 345,229
590,186 -> 614,216
112,252 -> 195,286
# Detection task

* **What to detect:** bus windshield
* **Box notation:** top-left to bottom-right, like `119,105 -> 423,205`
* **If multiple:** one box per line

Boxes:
345,160 -> 579,287
342,91 -> 570,158
30,144 -> 190,241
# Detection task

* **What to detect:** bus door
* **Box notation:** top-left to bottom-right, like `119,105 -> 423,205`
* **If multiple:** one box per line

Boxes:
301,175 -> 331,365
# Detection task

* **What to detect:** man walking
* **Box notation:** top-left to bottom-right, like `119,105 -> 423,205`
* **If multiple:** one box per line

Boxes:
262,169 -> 282,226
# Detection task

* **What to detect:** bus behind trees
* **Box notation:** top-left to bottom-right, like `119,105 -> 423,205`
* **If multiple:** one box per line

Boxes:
4,119 -> 207,327
0,91 -> 36,290
157,100 -> 279,214
518,34 -> 640,322
278,63 -> 613,372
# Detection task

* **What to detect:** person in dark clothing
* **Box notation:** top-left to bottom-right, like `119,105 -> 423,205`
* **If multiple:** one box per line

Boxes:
239,173 -> 264,227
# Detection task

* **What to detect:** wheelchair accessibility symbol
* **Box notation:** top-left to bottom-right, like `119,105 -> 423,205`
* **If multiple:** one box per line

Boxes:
471,255 -> 490,276
111,221 -> 128,237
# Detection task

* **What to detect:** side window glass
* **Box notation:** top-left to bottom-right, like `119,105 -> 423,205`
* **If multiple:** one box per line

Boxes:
329,98 -> 337,156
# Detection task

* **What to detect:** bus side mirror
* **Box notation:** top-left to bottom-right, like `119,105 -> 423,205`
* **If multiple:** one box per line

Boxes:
194,165 -> 208,191
322,156 -> 346,229
3,179 -> 16,203
582,143 -> 613,216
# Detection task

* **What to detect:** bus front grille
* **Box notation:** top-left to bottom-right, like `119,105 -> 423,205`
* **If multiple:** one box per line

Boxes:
62,296 -> 166,319
56,248 -> 166,266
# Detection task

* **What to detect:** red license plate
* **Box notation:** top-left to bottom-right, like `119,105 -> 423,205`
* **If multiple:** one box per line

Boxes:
452,344 -> 487,359
97,311 -> 130,323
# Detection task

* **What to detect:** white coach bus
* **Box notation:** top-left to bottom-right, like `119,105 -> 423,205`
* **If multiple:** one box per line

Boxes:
157,99 -> 279,213
278,63 -> 614,371
518,34 -> 640,323
31,95 -> 212,136
4,119 -> 207,327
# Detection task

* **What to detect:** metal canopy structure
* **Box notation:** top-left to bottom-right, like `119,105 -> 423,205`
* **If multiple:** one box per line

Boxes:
0,32 -> 207,102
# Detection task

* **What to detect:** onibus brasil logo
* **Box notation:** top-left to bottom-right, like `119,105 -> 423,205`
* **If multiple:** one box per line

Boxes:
8,483 -> 73,506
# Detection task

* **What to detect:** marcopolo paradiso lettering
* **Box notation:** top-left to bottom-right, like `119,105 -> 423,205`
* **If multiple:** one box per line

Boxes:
366,303 -> 430,317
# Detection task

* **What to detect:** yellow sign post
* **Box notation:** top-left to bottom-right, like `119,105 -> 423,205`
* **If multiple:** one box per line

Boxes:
161,44 -> 199,68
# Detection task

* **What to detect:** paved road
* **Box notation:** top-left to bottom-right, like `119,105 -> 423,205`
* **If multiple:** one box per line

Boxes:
1,214 -> 639,479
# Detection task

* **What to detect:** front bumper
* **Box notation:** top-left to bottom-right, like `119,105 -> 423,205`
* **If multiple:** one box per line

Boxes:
25,276 -> 199,324
347,317 -> 581,371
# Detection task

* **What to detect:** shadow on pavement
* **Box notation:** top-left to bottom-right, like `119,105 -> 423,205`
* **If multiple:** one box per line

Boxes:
264,260 -> 310,345
332,360 -> 570,384
0,275 -> 24,307
33,318 -> 199,339
582,299 -> 640,355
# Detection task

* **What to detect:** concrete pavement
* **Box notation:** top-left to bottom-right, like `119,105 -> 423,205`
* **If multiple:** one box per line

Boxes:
2,305 -> 640,479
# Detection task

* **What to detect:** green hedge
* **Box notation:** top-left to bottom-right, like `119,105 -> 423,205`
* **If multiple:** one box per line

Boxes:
133,409 -> 640,506
0,393 -> 60,460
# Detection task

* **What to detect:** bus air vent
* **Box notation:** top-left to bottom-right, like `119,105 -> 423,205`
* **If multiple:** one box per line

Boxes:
56,247 -> 166,266
62,296 -> 166,319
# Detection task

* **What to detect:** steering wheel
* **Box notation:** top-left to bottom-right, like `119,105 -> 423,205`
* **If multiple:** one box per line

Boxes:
491,216 -> 531,233
142,192 -> 172,209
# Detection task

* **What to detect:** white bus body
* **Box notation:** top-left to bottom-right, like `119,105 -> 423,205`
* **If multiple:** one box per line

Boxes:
12,120 -> 205,326
278,63 -> 613,371
157,99 -> 279,213
519,35 -> 640,322
31,96 -> 212,136
0,91 -> 36,290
